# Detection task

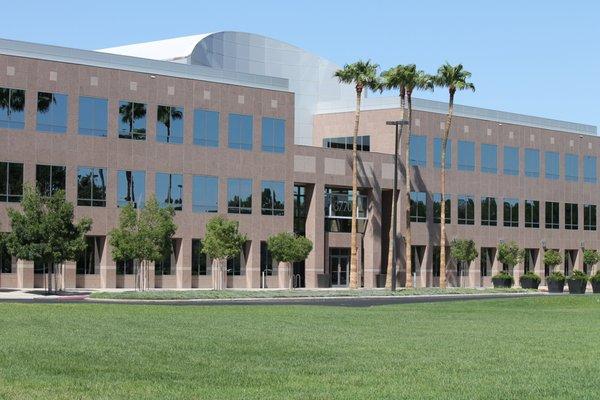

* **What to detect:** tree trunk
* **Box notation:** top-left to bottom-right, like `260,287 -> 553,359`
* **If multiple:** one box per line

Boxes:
440,91 -> 455,289
349,87 -> 363,289
385,92 -> 406,290
46,261 -> 52,293
405,91 -> 413,288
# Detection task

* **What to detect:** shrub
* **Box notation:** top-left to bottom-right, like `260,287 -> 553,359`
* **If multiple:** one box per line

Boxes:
497,242 -> 524,269
266,232 -> 313,263
519,271 -> 541,284
583,249 -> 600,269
590,271 -> 600,283
543,249 -> 562,273
492,271 -> 515,284
546,271 -> 566,283
568,269 -> 588,282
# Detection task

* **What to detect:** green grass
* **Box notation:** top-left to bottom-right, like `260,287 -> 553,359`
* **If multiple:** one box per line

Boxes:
89,287 -> 532,300
1,296 -> 599,399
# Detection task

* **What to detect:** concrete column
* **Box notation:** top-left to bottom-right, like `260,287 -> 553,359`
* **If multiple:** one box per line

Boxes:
305,183 -> 324,288
176,239 -> 190,289
491,250 -> 502,277
536,247 -> 546,286
417,246 -> 431,288
362,188 -> 382,289
470,256 -> 481,288
575,248 -> 584,273
245,240 -> 260,288
513,261 -> 524,288
17,259 -> 33,289
62,261 -> 76,290
277,261 -> 291,289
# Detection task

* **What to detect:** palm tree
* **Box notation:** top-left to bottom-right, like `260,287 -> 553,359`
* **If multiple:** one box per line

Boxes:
157,106 -> 183,143
334,60 -> 381,289
403,67 -> 434,288
433,63 -> 475,288
119,102 -> 147,139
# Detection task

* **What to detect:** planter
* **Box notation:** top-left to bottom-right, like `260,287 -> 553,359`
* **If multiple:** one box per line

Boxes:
317,273 -> 331,288
520,277 -> 540,290
376,274 -> 387,288
547,280 -> 565,293
567,279 -> 587,294
492,277 -> 513,288
592,281 -> 600,294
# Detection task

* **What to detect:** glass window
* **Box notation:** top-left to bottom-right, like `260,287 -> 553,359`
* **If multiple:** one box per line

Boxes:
155,244 -> 173,275
260,241 -> 275,276
156,105 -> 184,144
409,135 -> 427,166
228,178 -> 252,214
410,192 -> 426,222
433,138 -> 451,169
457,140 -> 475,171
503,198 -> 519,227
565,153 -> 579,182
228,114 -> 253,150
0,240 -> 12,273
0,87 -> 25,129
261,180 -> 285,216
457,195 -> 474,225
116,259 -> 135,275
37,92 -> 68,133
584,156 -> 597,184
77,167 -> 107,207
480,248 -> 494,277
481,197 -> 497,226
117,170 -> 145,208
0,162 -> 23,203
78,96 -> 108,137
76,236 -> 100,274
36,164 -> 66,197
565,203 -> 578,230
323,135 -> 370,151
294,185 -> 308,235
503,146 -> 519,176
262,117 -> 285,153
227,245 -> 246,276
155,173 -> 183,210
524,148 -> 540,178
433,193 -> 450,224
480,144 -> 497,174
525,200 -> 539,228
118,101 -> 147,140
192,175 -> 218,213
584,204 -> 596,231
544,151 -> 559,180
545,202 -> 560,229
192,239 -> 208,275
193,109 -> 219,147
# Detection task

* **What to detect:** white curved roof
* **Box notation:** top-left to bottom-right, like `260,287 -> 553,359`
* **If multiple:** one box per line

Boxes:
98,34 -> 213,61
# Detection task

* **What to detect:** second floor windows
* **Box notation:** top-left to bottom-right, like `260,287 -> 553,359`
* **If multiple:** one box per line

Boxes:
117,170 -> 145,208
193,109 -> 219,147
193,175 -> 218,213
409,135 -> 427,166
262,117 -> 285,153
0,87 -> 25,129
481,197 -> 497,226
155,173 -> 183,210
503,198 -> 519,227
227,178 -> 252,214
481,144 -> 497,174
77,167 -> 107,207
457,195 -> 475,225
584,156 -> 597,184
503,146 -> 519,176
457,140 -> 475,171
433,138 -> 451,169
584,204 -> 596,231
524,148 -> 540,178
545,151 -> 559,180
565,154 -> 579,182
545,201 -> 559,229
36,165 -> 66,197
565,203 -> 578,230
228,114 -> 253,150
119,101 -> 147,140
156,105 -> 184,144
322,135 -> 370,151
261,180 -> 285,216
37,92 -> 68,133
410,192 -> 426,222
432,193 -> 451,224
525,200 -> 539,228
79,97 -> 108,137
0,162 -> 23,202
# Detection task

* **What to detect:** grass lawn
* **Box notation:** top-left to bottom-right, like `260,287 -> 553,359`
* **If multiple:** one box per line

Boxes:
0,296 -> 599,399
89,287 -> 531,300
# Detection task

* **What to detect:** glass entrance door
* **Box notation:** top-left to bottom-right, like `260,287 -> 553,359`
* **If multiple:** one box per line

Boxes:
329,248 -> 350,287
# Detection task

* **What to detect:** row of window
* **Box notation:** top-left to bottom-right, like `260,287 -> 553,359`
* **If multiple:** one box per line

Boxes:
322,135 -> 371,152
410,137 -> 597,183
410,192 -> 596,230
0,162 -> 284,215
0,87 -> 285,152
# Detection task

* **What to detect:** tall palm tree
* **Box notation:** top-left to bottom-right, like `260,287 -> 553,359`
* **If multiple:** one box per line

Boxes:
403,67 -> 434,288
433,63 -> 475,288
334,60 -> 381,289
119,102 -> 147,139
380,65 -> 409,290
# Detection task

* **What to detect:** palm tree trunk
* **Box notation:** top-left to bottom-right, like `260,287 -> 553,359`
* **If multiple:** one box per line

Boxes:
349,88 -> 362,289
405,91 -> 413,288
385,93 -> 406,290
440,91 -> 455,289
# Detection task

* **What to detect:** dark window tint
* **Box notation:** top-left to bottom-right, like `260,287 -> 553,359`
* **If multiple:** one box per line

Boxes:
503,198 -> 519,227
525,200 -> 539,228
260,241 -> 274,276
584,204 -> 596,231
116,259 -> 135,275
156,105 -> 184,144
410,192 -> 426,222
76,236 -> 101,274
457,196 -> 475,225
36,92 -> 68,133
118,101 -> 147,140
77,167 -> 107,207
78,96 -> 108,137
565,203 -> 578,230
117,170 -> 145,208
261,117 -> 285,153
261,180 -> 285,216
36,165 -> 66,197
193,109 -> 219,147
545,201 -> 559,229
192,239 -> 208,275
228,178 -> 252,214
0,162 -> 23,202
323,135 -> 370,151
155,173 -> 183,210
0,240 -> 12,273
228,114 -> 253,150
192,175 -> 218,213
481,197 -> 497,226
433,193 -> 450,224
0,87 -> 25,129
294,185 -> 308,235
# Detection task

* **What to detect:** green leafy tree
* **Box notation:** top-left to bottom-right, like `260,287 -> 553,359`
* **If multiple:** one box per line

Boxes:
334,60 -> 381,289
267,232 -> 313,263
497,241 -> 524,270
543,249 -> 563,273
202,216 -> 247,290
434,63 -> 475,288
583,249 -> 600,272
109,196 -> 177,291
5,186 -> 92,292
450,239 -> 478,277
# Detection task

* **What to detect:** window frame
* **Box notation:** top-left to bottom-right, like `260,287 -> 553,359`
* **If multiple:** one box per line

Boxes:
78,96 -> 108,137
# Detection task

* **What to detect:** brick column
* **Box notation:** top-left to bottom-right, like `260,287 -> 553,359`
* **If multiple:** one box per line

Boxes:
17,259 -> 33,289
470,256 -> 481,288
363,188 -> 382,289
62,261 -> 76,290
100,238 -> 115,289
176,239 -> 190,289
245,240 -> 260,288
305,183 -> 324,288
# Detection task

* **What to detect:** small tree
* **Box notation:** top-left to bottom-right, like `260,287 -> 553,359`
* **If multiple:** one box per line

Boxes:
583,249 -> 600,274
450,239 -> 478,278
267,232 -> 313,289
543,249 -> 563,274
202,216 -> 247,290
109,196 -> 177,291
5,186 -> 92,292
497,241 -> 524,272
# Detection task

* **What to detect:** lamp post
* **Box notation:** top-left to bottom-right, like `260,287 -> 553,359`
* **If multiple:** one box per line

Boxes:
386,120 -> 408,291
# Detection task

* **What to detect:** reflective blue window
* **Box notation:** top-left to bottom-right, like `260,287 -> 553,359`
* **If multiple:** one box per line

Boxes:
156,105 -> 184,144
524,148 -> 540,178
228,114 -> 253,150
118,101 -> 147,140
193,109 -> 219,147
261,180 -> 285,215
193,175 -> 218,213
262,117 -> 285,153
480,144 -> 497,174
544,151 -> 559,180
433,138 -> 451,169
117,170 -> 145,208
79,96 -> 108,137
457,140 -> 475,171
228,178 -> 252,214
0,87 -> 25,129
565,153 -> 579,182
77,167 -> 106,207
155,172 -> 183,210
503,146 -> 519,176
584,156 -> 597,184
409,135 -> 427,166
37,92 -> 68,133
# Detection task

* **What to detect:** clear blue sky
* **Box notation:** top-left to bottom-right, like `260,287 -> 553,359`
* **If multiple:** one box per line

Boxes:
3,0 -> 598,129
